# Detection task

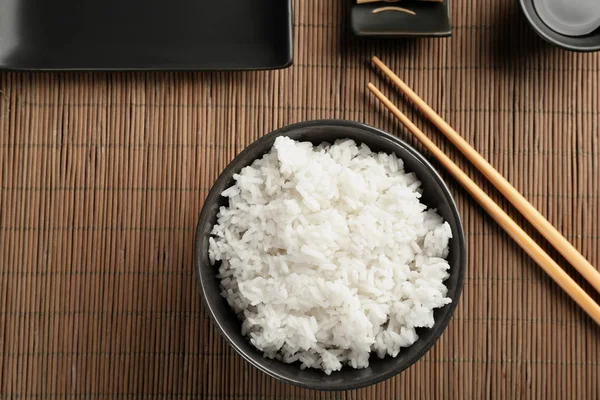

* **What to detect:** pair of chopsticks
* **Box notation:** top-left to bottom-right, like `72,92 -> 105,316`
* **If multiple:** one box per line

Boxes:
368,57 -> 600,325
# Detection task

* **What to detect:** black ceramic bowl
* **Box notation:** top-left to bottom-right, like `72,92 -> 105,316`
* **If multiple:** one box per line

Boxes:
520,0 -> 600,52
195,120 -> 466,390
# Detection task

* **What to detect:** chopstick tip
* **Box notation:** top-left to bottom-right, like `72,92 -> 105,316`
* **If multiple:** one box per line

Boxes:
367,82 -> 377,92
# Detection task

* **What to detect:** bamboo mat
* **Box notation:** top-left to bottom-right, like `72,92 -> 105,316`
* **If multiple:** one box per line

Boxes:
1,0 -> 600,398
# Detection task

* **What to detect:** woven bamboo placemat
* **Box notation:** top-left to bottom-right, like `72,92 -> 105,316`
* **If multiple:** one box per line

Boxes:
1,0 -> 599,398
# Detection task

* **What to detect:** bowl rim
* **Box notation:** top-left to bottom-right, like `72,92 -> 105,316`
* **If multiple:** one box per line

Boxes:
194,119 -> 467,390
519,0 -> 600,52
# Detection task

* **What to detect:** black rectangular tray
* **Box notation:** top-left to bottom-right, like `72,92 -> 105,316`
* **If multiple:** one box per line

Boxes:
351,0 -> 451,37
0,0 -> 293,71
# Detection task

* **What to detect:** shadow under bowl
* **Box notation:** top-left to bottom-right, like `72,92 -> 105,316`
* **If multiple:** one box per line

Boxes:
195,120 -> 467,390
520,0 -> 600,52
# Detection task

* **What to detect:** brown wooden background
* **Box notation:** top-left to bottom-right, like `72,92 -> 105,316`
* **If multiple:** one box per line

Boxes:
1,0 -> 600,399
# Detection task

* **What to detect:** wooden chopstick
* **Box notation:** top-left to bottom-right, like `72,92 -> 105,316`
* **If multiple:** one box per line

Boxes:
372,56 -> 600,295
367,83 -> 600,325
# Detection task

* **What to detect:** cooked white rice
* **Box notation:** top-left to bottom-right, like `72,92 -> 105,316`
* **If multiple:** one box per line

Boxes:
208,136 -> 452,374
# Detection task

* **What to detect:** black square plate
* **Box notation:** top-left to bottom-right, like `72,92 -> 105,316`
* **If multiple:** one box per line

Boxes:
0,0 -> 293,71
351,0 -> 451,37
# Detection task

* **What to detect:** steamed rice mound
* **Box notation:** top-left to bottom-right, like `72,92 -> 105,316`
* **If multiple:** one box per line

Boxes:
208,136 -> 453,374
